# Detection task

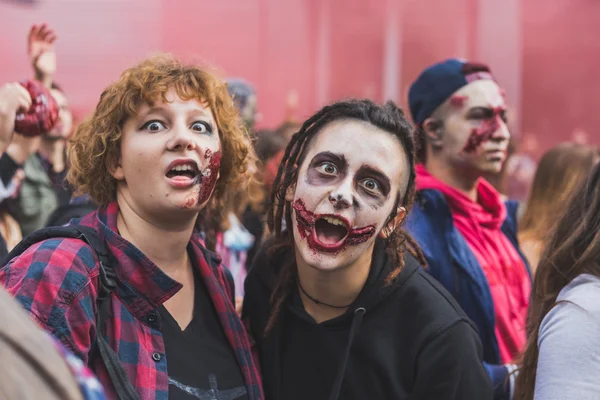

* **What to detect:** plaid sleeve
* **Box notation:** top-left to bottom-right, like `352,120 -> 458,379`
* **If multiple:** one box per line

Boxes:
52,338 -> 107,400
0,238 -> 100,362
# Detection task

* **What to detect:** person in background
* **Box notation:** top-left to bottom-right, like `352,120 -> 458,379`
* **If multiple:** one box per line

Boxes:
519,143 -> 599,274
515,162 -> 600,400
0,81 -> 36,259
5,24 -> 74,236
406,58 -> 531,398
244,99 -> 493,400
1,54 -> 263,399
227,78 -> 258,133
0,78 -> 104,400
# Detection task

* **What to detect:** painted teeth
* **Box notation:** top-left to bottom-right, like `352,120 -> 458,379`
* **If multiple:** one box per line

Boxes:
171,164 -> 196,172
323,216 -> 345,226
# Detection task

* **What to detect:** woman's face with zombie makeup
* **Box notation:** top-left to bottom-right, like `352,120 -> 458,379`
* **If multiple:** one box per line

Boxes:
112,87 -> 221,226
285,119 -> 410,272
430,80 -> 510,175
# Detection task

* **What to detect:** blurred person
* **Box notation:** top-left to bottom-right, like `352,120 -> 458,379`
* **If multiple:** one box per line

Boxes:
5,24 -> 75,236
519,143 -> 599,274
406,59 -> 531,397
514,162 -> 600,400
0,81 -> 36,259
1,54 -> 263,400
243,99 -> 493,400
504,133 -> 539,206
0,81 -> 105,400
227,78 -> 258,132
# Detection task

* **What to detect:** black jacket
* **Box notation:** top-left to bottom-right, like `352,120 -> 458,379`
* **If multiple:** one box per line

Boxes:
243,238 -> 493,400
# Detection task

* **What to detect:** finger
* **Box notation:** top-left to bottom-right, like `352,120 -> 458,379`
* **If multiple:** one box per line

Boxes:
27,24 -> 37,45
17,87 -> 33,110
40,27 -> 54,43
37,23 -> 49,40
47,33 -> 57,44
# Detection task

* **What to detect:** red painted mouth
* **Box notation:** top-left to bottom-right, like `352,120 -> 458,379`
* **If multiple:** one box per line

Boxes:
292,199 -> 376,254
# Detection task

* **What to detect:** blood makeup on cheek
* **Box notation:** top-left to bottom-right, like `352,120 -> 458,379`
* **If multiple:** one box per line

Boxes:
291,198 -> 375,255
182,149 -> 222,208
197,150 -> 222,205
462,107 -> 505,153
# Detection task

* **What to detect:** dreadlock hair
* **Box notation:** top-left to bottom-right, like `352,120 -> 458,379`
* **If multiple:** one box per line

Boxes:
264,99 -> 426,334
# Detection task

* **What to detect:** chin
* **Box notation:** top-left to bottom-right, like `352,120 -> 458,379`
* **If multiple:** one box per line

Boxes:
295,237 -> 375,273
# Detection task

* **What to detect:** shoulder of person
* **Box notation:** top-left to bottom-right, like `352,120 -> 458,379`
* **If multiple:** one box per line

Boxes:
1,236 -> 101,324
392,253 -> 477,336
540,273 -> 600,338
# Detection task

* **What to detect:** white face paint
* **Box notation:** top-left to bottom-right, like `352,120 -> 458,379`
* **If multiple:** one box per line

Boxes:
286,119 -> 410,272
438,80 -> 511,174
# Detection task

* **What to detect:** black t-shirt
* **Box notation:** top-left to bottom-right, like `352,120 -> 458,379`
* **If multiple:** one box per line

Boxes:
158,258 -> 248,400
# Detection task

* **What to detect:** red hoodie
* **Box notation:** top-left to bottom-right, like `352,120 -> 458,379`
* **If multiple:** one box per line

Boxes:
416,165 -> 530,363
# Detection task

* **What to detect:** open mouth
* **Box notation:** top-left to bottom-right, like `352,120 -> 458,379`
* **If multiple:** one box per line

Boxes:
292,199 -> 375,254
314,216 -> 349,245
165,161 -> 201,184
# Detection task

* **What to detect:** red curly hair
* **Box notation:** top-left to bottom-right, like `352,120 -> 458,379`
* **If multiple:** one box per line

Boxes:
67,54 -> 252,218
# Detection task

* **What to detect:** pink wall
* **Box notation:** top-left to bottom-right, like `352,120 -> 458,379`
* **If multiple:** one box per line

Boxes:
0,0 -> 597,149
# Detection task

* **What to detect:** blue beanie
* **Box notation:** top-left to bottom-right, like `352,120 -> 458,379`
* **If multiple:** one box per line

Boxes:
408,59 -> 495,126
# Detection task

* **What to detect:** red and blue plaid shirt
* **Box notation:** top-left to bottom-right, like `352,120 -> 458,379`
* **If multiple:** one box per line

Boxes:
0,202 -> 263,400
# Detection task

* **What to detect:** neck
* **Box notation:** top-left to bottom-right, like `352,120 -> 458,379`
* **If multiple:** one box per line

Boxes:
39,138 -> 66,173
116,195 -> 196,277
34,72 -> 53,89
425,157 -> 479,202
296,243 -> 373,323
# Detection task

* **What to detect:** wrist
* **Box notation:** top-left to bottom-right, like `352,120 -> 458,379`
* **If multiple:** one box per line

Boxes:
6,142 -> 31,164
34,70 -> 53,88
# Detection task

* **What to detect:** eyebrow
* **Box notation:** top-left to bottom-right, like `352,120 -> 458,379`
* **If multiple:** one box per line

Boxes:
310,151 -> 347,165
358,165 -> 392,193
138,106 -> 212,119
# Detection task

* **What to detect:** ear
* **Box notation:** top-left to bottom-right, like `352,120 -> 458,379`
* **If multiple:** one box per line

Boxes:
422,117 -> 444,150
107,154 -> 124,181
379,206 -> 407,239
285,183 -> 296,202
284,164 -> 299,202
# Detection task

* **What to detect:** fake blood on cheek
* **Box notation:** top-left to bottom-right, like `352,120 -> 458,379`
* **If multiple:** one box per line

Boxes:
182,150 -> 222,208
291,198 -> 375,254
462,107 -> 505,153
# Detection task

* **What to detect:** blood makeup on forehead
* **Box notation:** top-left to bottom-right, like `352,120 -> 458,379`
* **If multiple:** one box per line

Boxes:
462,107 -> 505,153
450,95 -> 468,109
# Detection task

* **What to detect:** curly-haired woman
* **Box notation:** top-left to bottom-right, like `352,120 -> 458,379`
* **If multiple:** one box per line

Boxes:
0,54 -> 263,400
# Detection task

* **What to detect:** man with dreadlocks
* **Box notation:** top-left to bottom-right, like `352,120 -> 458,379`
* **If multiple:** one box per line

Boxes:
242,99 -> 493,400
406,59 -> 532,399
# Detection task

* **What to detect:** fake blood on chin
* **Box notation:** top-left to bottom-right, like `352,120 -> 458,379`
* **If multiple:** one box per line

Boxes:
292,198 -> 375,254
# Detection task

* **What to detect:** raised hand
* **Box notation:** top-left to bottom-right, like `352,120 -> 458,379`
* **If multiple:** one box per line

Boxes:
27,23 -> 57,83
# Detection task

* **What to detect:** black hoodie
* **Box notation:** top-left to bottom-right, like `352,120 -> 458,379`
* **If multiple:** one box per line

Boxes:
243,239 -> 493,400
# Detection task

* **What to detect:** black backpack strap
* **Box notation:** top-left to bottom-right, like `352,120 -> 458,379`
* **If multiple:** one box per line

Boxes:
3,225 -> 140,400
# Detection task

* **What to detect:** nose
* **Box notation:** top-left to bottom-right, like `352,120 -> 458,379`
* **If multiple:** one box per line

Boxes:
166,121 -> 197,152
490,117 -> 510,142
328,175 -> 354,210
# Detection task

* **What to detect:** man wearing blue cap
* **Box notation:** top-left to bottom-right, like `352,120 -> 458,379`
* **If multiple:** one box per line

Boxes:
406,59 -> 532,399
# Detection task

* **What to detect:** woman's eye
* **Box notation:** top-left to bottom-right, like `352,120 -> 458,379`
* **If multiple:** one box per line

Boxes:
316,162 -> 338,175
361,178 -> 381,193
141,120 -> 166,132
191,121 -> 212,133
